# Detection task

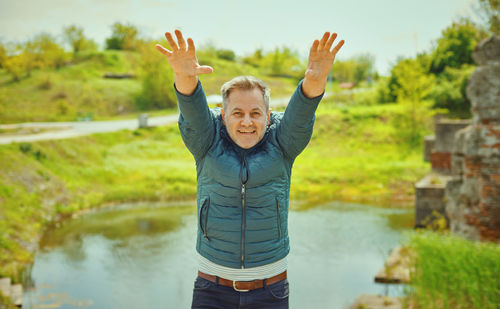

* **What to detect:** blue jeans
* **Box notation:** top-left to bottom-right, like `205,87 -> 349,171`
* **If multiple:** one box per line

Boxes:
191,276 -> 289,309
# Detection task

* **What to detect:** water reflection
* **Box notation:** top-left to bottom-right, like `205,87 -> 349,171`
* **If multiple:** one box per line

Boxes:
24,201 -> 412,309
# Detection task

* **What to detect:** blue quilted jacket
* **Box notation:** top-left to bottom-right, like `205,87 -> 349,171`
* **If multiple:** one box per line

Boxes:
176,80 -> 322,269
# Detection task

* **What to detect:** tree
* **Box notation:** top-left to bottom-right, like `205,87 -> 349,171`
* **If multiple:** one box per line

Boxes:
429,20 -> 483,74
0,42 -> 6,69
63,25 -> 97,54
475,0 -> 500,34
352,54 -> 375,83
331,54 -> 375,84
390,58 -> 435,146
242,49 -> 263,67
105,22 -> 139,50
31,33 -> 67,69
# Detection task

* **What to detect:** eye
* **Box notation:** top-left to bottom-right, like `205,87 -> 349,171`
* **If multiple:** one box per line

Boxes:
233,111 -> 242,116
252,112 -> 261,117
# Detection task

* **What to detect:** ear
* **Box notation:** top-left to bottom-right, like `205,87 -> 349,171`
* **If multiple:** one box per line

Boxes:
221,108 -> 225,125
267,109 -> 271,125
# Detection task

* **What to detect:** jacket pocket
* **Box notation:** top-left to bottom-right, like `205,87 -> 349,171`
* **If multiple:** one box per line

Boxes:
199,197 -> 210,241
276,198 -> 282,240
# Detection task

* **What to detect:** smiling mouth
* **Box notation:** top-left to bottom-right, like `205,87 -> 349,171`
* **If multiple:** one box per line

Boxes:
238,130 -> 256,134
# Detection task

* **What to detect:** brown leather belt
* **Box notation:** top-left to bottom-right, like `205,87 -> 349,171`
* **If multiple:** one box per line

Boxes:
197,270 -> 287,292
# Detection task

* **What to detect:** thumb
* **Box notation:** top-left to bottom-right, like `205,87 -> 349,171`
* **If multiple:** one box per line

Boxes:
196,65 -> 214,75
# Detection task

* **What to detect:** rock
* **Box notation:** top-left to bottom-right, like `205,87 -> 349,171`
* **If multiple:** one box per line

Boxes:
375,246 -> 411,284
472,35 -> 500,65
466,64 -> 500,123
350,294 -> 403,309
0,277 -> 11,297
11,284 -> 22,307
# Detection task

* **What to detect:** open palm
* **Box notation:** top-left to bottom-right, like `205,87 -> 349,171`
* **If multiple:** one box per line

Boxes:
155,30 -> 213,78
305,32 -> 344,81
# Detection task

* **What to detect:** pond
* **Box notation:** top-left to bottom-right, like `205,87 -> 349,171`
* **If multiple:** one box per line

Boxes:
22,201 -> 413,309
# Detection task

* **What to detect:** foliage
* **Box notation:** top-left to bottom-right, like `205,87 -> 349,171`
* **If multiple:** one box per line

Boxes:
241,47 -> 304,79
331,54 -> 375,84
105,22 -> 139,50
0,33 -> 68,82
215,49 -> 236,61
430,65 -> 475,118
390,58 -> 435,147
31,33 -> 68,69
63,25 -> 98,55
375,76 -> 394,103
135,40 -> 176,110
475,0 -> 500,34
0,42 -> 6,69
406,231 -> 500,309
429,20 -> 483,74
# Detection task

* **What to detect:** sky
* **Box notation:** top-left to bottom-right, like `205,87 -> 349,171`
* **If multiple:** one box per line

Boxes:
0,0 -> 479,74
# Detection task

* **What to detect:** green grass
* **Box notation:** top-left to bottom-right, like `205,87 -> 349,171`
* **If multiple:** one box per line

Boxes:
405,231 -> 500,309
0,100 -> 430,281
291,101 -> 429,209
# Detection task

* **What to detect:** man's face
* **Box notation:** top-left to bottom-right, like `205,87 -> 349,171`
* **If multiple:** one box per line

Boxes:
221,88 -> 271,149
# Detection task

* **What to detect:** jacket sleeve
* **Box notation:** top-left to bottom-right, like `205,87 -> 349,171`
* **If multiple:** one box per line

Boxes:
175,80 -> 215,161
276,80 -> 323,160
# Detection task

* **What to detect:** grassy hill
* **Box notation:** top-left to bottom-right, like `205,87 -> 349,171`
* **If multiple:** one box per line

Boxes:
0,49 -> 297,124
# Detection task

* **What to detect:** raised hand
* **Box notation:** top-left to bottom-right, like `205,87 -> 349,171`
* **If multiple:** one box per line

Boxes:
155,30 -> 213,95
302,32 -> 344,98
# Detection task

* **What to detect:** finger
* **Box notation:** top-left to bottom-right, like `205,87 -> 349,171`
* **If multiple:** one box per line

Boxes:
309,39 -> 319,57
165,32 -> 179,51
325,32 -> 338,51
187,37 -> 196,54
196,65 -> 214,75
318,32 -> 330,51
155,44 -> 173,57
175,29 -> 187,51
331,39 -> 345,56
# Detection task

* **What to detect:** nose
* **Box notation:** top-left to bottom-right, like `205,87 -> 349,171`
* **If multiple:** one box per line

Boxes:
241,114 -> 252,126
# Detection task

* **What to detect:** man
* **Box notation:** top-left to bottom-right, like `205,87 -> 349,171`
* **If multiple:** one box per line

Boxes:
156,30 -> 344,308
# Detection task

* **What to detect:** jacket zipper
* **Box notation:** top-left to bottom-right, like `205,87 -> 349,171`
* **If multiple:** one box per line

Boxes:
199,199 -> 210,241
241,183 -> 246,268
276,199 -> 282,239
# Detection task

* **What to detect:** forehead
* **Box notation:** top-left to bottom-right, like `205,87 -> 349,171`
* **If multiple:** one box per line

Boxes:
226,88 -> 266,111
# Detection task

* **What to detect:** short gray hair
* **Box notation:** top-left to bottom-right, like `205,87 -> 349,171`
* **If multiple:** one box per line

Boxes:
221,76 -> 270,111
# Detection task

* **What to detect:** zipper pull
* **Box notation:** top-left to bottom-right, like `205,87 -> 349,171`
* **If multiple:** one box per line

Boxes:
241,184 -> 246,195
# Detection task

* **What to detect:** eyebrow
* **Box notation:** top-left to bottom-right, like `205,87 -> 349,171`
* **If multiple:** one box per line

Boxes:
231,107 -> 263,112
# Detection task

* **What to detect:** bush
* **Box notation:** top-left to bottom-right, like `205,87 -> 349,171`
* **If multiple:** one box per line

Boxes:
429,65 -> 475,118
135,41 -> 176,110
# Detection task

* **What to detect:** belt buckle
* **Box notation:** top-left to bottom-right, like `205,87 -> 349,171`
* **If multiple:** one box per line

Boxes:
233,281 -> 250,292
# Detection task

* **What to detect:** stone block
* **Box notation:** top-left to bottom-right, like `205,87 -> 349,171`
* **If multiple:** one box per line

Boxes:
423,135 -> 434,162
415,173 -> 452,228
138,113 -> 148,128
434,119 -> 471,153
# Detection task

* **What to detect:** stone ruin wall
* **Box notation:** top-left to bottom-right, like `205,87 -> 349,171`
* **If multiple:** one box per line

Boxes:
445,35 -> 500,242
